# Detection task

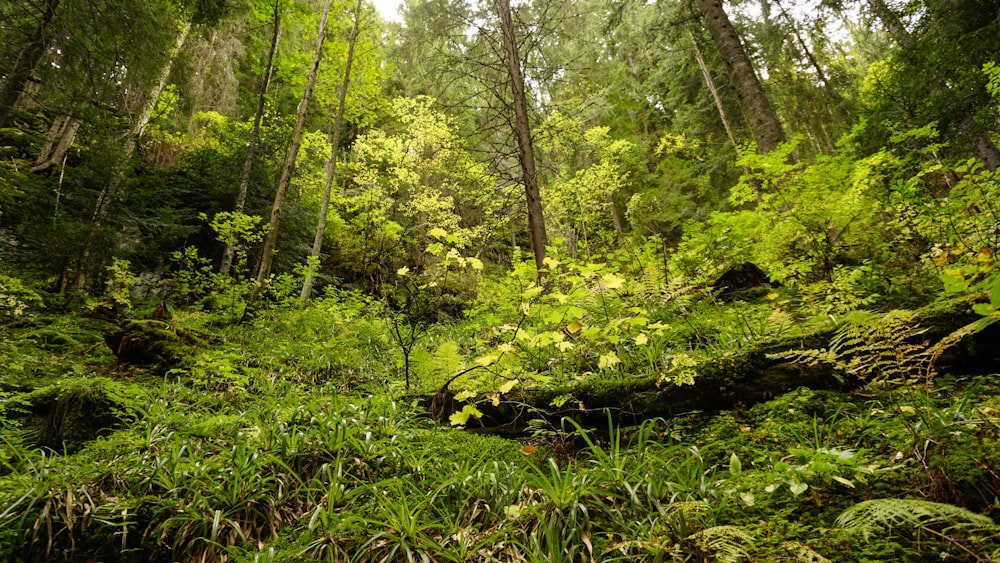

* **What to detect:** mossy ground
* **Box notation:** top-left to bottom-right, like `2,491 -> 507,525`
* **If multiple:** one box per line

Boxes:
1,298 -> 999,562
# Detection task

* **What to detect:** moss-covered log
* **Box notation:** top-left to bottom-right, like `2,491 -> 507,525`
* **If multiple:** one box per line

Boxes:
430,295 -> 999,431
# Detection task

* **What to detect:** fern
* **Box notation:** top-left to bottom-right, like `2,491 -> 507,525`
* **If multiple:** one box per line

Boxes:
687,525 -> 754,563
781,541 -> 833,562
837,499 -> 1000,559
768,311 -> 931,383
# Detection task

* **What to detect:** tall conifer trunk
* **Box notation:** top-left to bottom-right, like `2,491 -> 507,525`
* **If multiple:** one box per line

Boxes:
497,0 -> 547,275
696,0 -> 784,153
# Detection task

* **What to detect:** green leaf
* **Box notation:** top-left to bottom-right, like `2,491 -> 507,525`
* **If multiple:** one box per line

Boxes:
449,404 -> 483,426
428,227 -> 448,240
729,453 -> 742,475
832,476 -> 856,488
789,481 -> 809,496
454,390 -> 476,402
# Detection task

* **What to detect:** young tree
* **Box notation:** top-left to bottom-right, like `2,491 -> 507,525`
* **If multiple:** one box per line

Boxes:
496,0 -> 547,274
252,0 -> 333,299
300,0 -> 364,304
221,0 -> 283,278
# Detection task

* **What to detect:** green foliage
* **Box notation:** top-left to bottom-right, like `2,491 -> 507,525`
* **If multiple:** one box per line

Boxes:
838,499 -> 1000,557
0,275 -> 41,322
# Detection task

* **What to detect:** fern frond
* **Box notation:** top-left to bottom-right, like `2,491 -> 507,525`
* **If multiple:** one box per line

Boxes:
781,541 -> 833,562
767,348 -> 839,365
837,498 -> 1000,539
687,525 -> 753,563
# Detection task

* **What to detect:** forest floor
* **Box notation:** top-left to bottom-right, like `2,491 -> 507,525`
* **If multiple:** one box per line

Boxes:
1,287 -> 1000,562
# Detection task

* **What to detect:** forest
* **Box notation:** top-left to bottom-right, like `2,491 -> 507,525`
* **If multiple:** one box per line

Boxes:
1,0 -> 1000,560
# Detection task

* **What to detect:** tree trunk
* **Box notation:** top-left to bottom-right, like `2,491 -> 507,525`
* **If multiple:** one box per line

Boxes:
688,28 -> 740,152
696,0 -> 784,153
974,132 -> 1000,172
252,0 -> 332,300
73,21 -> 192,291
0,0 -> 60,127
497,0 -> 547,275
866,0 -> 914,48
32,115 -> 80,172
220,1 -> 282,278
300,0 -> 363,305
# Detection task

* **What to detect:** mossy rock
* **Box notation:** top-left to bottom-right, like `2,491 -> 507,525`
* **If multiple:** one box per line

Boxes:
8,378 -> 138,453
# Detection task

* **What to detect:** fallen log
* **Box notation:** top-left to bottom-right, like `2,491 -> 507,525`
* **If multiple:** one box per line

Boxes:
429,294 -> 999,431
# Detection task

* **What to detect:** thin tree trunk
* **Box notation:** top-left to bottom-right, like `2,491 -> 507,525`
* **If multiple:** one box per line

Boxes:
252,0 -> 332,300
73,21 -> 191,291
220,1 -> 282,278
300,0 -> 363,305
32,114 -> 80,172
497,0 -> 547,276
0,0 -> 59,127
688,28 -> 740,152
696,0 -> 784,153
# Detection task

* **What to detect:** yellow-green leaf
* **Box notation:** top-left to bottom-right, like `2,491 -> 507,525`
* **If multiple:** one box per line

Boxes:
498,379 -> 518,394
454,390 -> 476,402
598,352 -> 620,370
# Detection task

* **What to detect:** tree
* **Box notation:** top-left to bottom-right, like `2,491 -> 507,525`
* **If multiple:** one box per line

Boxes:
253,0 -> 333,299
220,0 -> 283,278
696,0 -> 784,153
0,0 -> 60,127
496,0 -> 547,274
860,0 -> 1000,170
300,0 -> 364,304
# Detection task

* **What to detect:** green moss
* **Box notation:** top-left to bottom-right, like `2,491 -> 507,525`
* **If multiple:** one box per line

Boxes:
6,378 -> 143,453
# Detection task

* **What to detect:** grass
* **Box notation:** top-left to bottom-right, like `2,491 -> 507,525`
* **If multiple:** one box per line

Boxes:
1,294 -> 999,562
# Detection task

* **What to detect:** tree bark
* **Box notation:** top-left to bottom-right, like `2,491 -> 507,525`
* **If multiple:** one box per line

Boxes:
300,0 -> 363,305
866,0 -> 914,48
497,0 -> 547,276
696,0 -> 784,153
32,114 -> 80,172
688,28 -> 740,152
974,132 -> 1000,172
0,0 -> 60,127
220,1 -> 282,278
252,0 -> 332,300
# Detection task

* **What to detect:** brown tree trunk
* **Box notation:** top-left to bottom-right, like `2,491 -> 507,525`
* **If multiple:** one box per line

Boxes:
497,0 -> 547,275
696,0 -> 784,153
220,1 -> 282,278
300,0 -> 363,305
252,0 -> 332,300
0,0 -> 59,127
